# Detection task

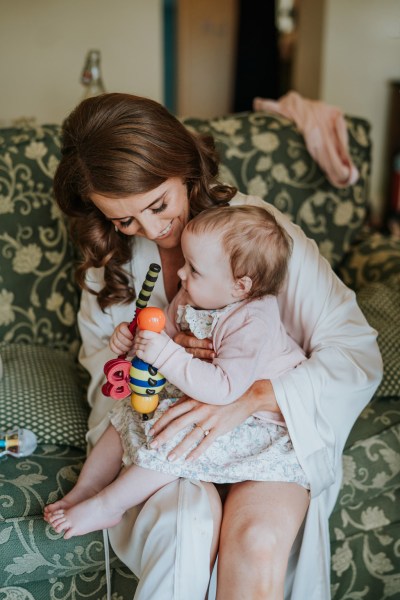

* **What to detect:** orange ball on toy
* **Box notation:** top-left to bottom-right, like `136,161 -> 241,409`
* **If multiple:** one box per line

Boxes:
137,307 -> 166,332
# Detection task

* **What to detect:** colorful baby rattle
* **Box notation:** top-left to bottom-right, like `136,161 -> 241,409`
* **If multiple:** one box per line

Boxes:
102,263 -> 167,418
0,428 -> 37,458
130,307 -> 166,418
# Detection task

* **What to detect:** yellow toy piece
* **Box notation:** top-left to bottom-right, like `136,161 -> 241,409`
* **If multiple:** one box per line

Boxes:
131,392 -> 159,415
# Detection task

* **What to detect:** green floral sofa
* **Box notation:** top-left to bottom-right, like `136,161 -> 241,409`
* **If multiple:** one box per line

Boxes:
1,111 -> 400,600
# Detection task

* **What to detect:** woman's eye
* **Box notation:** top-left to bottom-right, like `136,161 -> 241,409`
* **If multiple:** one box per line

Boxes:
152,202 -> 167,214
119,218 -> 134,229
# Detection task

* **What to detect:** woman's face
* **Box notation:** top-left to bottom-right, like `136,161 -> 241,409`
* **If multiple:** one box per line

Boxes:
90,177 -> 190,249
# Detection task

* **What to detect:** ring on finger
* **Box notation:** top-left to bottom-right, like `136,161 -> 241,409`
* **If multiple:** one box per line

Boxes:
194,423 -> 210,437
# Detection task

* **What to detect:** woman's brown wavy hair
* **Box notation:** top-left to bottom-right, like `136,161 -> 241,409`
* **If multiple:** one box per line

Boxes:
53,93 -> 236,309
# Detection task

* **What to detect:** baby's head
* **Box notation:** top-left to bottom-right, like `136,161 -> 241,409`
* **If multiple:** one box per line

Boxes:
179,205 -> 292,309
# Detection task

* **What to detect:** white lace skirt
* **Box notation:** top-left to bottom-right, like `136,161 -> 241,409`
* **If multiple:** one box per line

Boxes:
110,397 -> 309,488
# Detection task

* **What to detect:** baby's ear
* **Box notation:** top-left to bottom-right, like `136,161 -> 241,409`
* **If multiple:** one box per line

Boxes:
233,276 -> 252,299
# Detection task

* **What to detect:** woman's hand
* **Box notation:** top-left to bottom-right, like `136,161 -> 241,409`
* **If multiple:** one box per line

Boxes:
149,380 -> 280,461
173,331 -> 216,361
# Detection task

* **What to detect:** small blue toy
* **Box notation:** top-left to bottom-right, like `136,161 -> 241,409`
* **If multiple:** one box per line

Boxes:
0,428 -> 37,458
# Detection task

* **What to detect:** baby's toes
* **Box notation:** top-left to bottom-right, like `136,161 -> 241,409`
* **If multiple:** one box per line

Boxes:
53,520 -> 68,534
63,527 -> 74,540
48,509 -> 64,523
49,513 -> 67,529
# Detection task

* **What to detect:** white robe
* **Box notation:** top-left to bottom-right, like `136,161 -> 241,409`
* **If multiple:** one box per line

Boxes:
78,193 -> 382,600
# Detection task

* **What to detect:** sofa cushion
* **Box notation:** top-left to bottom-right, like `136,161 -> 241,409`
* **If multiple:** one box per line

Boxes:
337,231 -> 400,291
330,410 -> 400,599
0,343 -> 89,450
356,275 -> 400,398
0,443 -> 136,595
329,275 -> 400,599
0,124 -> 80,353
182,112 -> 371,268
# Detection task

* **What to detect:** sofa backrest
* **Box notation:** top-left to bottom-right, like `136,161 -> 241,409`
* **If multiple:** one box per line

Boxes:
0,124 -> 80,353
0,112 -> 371,350
182,112 -> 371,267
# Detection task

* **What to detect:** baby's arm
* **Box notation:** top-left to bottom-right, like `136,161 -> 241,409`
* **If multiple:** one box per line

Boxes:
135,307 -> 276,406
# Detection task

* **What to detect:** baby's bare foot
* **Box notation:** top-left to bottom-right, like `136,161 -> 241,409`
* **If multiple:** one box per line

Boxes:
44,500 -> 70,523
48,494 -> 125,539
44,484 -> 97,523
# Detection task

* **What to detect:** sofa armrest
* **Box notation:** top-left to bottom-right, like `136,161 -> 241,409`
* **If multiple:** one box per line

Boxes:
336,231 -> 400,291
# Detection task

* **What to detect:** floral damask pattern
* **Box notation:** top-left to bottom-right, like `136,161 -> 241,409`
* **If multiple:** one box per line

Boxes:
330,400 -> 400,599
337,230 -> 400,291
0,125 -> 80,353
328,277 -> 400,599
0,445 -> 137,599
182,112 -> 371,267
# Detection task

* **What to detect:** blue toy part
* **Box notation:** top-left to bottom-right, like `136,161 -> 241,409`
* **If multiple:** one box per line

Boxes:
0,428 -> 38,458
129,357 -> 166,396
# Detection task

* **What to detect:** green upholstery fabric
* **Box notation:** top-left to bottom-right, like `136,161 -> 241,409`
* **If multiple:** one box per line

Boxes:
0,445 -> 136,596
337,230 -> 400,291
182,112 -> 371,267
357,276 -> 400,398
330,398 -> 400,599
0,343 -> 88,450
0,125 -> 80,354
328,275 -> 400,598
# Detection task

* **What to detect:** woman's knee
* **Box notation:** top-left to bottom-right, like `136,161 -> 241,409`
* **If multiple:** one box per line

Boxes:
219,516 -> 287,595
227,514 -> 282,564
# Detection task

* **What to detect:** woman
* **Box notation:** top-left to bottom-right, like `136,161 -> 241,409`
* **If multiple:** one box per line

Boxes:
53,93 -> 382,600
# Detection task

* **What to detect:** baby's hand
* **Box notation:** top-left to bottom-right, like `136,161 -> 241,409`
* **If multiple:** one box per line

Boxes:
110,322 -> 134,355
134,330 -> 170,365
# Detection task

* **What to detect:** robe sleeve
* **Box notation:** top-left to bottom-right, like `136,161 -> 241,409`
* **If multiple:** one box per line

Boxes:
235,194 -> 383,497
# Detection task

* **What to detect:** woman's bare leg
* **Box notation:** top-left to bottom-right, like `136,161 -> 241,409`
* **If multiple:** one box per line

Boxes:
217,481 -> 309,600
203,482 -> 223,571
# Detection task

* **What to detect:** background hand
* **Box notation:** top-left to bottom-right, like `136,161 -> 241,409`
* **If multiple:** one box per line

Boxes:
173,331 -> 215,361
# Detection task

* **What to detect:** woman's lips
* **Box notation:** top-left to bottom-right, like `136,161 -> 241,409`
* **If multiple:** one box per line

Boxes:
156,221 -> 173,239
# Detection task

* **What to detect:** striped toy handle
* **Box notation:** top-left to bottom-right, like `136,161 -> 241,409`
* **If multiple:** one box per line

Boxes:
102,262 -> 161,399
126,262 -> 162,342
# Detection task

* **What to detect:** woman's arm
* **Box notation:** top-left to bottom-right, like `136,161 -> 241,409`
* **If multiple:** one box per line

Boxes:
149,379 -> 278,461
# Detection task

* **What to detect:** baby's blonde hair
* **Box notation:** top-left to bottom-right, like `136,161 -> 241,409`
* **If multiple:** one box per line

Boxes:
185,205 -> 292,300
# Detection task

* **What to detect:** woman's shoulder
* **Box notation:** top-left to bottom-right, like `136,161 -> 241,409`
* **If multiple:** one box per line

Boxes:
229,191 -> 317,254
229,191 -> 293,229
229,190 -> 264,208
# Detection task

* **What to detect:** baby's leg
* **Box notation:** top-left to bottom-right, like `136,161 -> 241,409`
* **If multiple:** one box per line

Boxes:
44,425 -> 123,522
48,465 -> 178,539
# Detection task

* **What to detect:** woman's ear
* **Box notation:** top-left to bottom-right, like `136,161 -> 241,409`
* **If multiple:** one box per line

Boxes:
232,276 -> 253,299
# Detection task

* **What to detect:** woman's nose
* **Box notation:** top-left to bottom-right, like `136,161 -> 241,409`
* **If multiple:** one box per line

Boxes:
138,215 -> 162,240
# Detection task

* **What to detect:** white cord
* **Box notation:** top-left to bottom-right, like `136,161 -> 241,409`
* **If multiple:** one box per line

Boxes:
103,528 -> 112,600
